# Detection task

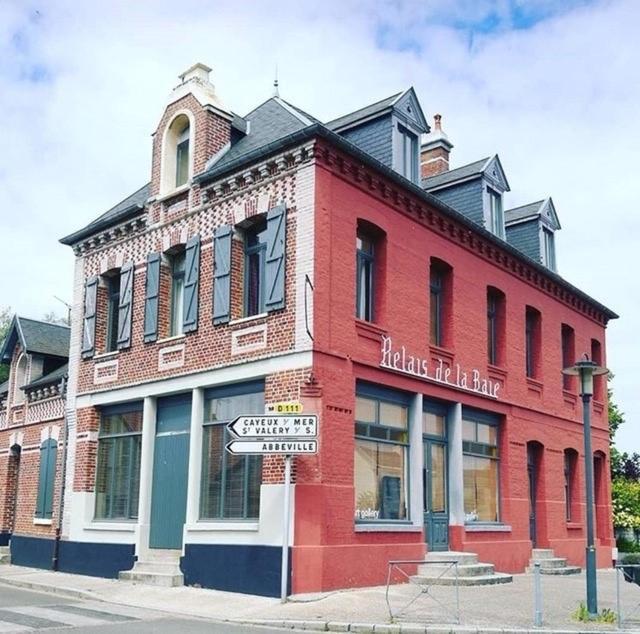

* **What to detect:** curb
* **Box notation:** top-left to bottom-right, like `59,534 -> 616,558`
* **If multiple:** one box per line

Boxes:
235,619 -> 619,633
0,577 -> 97,602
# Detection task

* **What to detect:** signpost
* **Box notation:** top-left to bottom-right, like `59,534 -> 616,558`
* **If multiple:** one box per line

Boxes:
225,408 -> 317,603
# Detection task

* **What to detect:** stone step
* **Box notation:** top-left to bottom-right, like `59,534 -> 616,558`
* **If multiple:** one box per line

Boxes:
527,565 -> 581,576
119,570 -> 184,587
424,551 -> 479,566
142,549 -> 182,563
130,561 -> 182,574
528,557 -> 568,569
411,572 -> 513,586
417,562 -> 495,578
531,548 -> 555,560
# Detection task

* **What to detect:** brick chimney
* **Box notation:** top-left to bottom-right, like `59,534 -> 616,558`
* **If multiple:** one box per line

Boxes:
420,114 -> 454,179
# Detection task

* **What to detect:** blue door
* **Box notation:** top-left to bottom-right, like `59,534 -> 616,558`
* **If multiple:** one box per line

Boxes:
149,394 -> 191,549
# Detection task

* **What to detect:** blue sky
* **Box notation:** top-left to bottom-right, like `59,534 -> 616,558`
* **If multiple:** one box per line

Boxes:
0,0 -> 639,451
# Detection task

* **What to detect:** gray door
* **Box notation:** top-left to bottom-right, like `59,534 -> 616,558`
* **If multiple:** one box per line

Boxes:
149,394 -> 191,549
423,439 -> 449,551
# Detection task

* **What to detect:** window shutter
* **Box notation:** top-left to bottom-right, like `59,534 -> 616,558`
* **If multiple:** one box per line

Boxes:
182,235 -> 200,333
265,204 -> 287,312
44,440 -> 57,519
117,262 -> 134,350
143,253 -> 160,342
213,225 -> 232,325
81,276 -> 98,358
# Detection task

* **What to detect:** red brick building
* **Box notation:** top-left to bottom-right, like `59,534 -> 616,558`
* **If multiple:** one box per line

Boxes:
4,64 -> 617,596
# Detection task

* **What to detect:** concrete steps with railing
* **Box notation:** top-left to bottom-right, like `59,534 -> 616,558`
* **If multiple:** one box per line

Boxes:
410,551 -> 513,586
526,548 -> 581,575
119,549 -> 183,587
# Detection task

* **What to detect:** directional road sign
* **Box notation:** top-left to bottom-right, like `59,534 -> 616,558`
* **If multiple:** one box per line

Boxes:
225,439 -> 318,455
227,415 -> 317,438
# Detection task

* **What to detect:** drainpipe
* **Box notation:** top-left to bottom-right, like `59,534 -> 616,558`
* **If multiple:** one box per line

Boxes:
51,375 -> 68,572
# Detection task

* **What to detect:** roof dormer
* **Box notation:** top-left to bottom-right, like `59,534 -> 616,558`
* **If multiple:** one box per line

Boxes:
505,198 -> 561,271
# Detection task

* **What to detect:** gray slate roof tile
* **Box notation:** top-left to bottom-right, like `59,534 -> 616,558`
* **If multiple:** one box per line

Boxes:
327,92 -> 401,131
24,363 -> 68,390
422,157 -> 490,190
505,200 -> 545,224
19,318 -> 70,358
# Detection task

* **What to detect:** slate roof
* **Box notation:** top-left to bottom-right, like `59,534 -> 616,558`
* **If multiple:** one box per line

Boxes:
23,363 -> 68,391
0,316 -> 70,363
422,157 -> 490,190
505,201 -> 545,224
327,93 -> 402,131
60,183 -> 150,245
202,98 -> 315,177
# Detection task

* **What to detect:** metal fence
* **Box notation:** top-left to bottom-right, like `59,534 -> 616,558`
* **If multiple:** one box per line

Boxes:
615,563 -> 640,628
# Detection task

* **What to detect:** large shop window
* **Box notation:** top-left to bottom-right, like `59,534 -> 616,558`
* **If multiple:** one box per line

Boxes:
354,384 -> 409,522
462,410 -> 500,523
201,382 -> 264,520
94,404 -> 143,520
35,438 -> 58,519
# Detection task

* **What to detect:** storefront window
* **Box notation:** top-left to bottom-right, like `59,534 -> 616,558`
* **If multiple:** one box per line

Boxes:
462,413 -> 499,522
201,383 -> 264,520
354,387 -> 409,522
95,404 -> 143,520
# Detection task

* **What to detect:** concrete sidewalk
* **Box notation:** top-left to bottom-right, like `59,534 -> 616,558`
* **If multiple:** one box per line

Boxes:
0,564 -> 638,632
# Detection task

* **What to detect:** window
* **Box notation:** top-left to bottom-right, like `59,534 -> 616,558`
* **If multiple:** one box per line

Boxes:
354,385 -> 409,522
564,449 -> 578,521
542,228 -> 556,271
95,405 -> 142,520
200,383 -> 264,520
175,123 -> 190,188
525,307 -> 541,379
561,324 -> 575,391
106,272 -> 121,352
487,288 -> 505,366
356,229 -> 375,321
13,353 -> 27,405
488,189 -> 504,238
399,125 -> 418,182
169,251 -> 186,336
35,437 -> 57,519
430,259 -> 451,347
244,219 -> 268,317
463,412 -> 499,522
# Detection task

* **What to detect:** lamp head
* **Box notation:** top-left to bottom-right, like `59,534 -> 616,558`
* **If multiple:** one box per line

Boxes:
562,353 -> 609,397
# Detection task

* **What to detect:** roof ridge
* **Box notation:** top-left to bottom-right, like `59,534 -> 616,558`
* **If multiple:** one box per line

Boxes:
18,316 -> 70,330
505,200 -> 545,213
327,91 -> 403,127
272,97 -> 314,126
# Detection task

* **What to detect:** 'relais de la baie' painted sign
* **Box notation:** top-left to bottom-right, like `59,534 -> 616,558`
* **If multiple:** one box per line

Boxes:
380,335 -> 500,399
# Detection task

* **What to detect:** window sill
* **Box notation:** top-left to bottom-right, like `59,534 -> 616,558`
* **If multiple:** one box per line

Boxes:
563,390 -> 578,407
33,518 -> 52,526
526,377 -> 543,396
566,522 -> 583,530
93,350 -> 119,360
487,364 -> 507,380
85,521 -> 136,532
464,523 -> 512,533
354,523 -> 423,533
355,319 -> 387,338
157,183 -> 190,203
157,334 -> 186,345
185,521 -> 259,532
229,313 -> 268,327
429,344 -> 454,363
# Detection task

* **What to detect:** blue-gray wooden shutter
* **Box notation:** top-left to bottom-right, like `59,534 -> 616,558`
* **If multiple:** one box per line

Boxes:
265,204 -> 287,312
213,225 -> 232,325
182,235 -> 200,333
35,439 -> 57,519
117,261 -> 134,350
143,253 -> 160,342
81,275 -> 98,358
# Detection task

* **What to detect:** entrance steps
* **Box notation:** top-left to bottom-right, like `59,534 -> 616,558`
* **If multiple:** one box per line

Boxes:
526,548 -> 581,575
119,549 -> 183,587
411,551 -> 513,586
0,546 -> 10,565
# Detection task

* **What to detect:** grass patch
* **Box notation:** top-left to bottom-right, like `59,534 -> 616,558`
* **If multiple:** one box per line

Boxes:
572,601 -> 616,624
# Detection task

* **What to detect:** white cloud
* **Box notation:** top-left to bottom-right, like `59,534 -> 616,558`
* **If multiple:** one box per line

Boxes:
0,0 -> 638,449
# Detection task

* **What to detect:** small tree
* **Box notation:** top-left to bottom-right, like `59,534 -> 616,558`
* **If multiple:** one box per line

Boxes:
0,306 -> 11,383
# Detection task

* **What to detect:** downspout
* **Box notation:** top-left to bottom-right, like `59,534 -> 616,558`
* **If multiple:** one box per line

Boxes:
52,375 -> 68,572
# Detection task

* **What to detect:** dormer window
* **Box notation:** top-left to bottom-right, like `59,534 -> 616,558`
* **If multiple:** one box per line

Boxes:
161,113 -> 193,194
542,227 -> 556,271
398,125 -> 418,182
488,189 -> 504,238
175,123 -> 190,187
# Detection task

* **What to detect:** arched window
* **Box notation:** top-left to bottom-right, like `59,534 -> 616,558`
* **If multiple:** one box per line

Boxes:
13,354 -> 27,405
161,113 -> 192,193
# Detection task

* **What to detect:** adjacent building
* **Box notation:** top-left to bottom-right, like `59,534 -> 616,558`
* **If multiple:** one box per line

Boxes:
0,64 -> 617,597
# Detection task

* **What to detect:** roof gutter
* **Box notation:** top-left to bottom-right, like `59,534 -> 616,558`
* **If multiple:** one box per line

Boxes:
195,123 -> 618,321
59,203 -> 145,246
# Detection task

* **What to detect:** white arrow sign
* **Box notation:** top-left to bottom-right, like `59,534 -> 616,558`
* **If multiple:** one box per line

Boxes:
227,415 -> 317,438
226,439 -> 318,455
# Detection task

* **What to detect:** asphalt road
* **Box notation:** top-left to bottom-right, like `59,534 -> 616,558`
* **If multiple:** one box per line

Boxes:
0,585 -> 293,633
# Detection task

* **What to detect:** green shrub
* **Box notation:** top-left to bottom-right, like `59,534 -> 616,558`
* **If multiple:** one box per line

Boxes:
617,536 -> 640,553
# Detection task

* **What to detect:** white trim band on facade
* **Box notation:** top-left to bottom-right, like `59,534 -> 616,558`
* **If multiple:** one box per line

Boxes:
354,524 -> 424,533
84,522 -> 136,533
465,523 -> 512,533
185,522 -> 259,532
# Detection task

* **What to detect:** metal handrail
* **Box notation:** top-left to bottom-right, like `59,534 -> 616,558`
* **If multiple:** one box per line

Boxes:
615,563 -> 640,628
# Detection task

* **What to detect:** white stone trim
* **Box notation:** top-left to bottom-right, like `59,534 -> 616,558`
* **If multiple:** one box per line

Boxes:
354,524 -> 424,533
158,344 -> 186,371
84,522 -> 136,533
231,324 -> 268,355
33,518 -> 52,526
159,109 -> 196,197
228,313 -> 267,327
94,360 -> 119,385
185,522 -> 259,532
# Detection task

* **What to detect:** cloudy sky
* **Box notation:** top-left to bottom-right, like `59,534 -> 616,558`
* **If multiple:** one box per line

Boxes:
1,0 -> 638,449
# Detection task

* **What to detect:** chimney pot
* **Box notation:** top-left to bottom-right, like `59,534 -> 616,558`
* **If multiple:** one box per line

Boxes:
179,63 -> 212,85
420,113 -> 453,180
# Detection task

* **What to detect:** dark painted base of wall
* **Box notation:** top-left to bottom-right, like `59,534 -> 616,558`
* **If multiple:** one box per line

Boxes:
10,535 -> 54,569
58,541 -> 135,579
0,532 -> 10,547
182,544 -> 290,598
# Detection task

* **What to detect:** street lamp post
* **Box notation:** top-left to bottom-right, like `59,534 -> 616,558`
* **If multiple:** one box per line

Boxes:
562,354 -> 609,618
